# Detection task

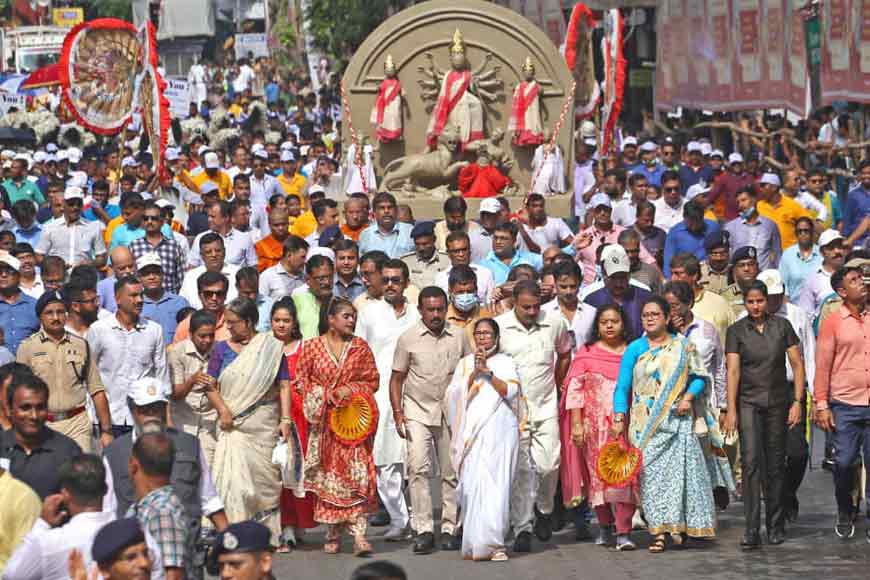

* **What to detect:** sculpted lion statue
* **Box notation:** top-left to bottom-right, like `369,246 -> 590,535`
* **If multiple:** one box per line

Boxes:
380,128 -> 467,195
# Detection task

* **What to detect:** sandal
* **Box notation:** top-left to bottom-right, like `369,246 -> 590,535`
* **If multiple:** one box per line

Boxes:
353,537 -> 373,557
275,543 -> 292,554
323,540 -> 340,555
648,536 -> 667,553
671,532 -> 687,549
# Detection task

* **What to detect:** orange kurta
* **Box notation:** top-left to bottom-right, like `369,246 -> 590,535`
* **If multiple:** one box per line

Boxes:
255,235 -> 284,273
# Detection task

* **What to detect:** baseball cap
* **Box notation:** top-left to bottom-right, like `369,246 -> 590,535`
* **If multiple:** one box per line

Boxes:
479,198 -> 501,214
64,186 -> 85,201
136,253 -> 163,272
33,151 -> 47,163
601,244 -> 630,276
685,183 -> 710,202
45,143 -> 58,153
710,149 -> 724,159
728,152 -> 744,164
700,143 -> 712,156
92,519 -> 146,565
758,269 -> 785,295
621,136 -> 638,149
759,173 -> 781,187
639,141 -> 657,153
687,141 -> 702,153
165,148 -> 180,162
589,192 -> 612,209
818,229 -> 844,248
56,150 -> 68,161
121,156 -> 137,168
583,137 -> 597,147
253,149 -> 268,160
0,254 -> 20,271
204,152 -> 220,169
155,198 -> 175,209
580,120 -> 596,138
199,182 -> 219,197
127,377 -> 170,406
280,150 -> 296,162
306,246 -> 335,262
197,145 -> 210,156
66,147 -> 82,164
280,141 -> 294,151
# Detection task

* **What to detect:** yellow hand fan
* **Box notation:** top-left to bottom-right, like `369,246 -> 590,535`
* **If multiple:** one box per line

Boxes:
329,391 -> 378,447
596,435 -> 642,488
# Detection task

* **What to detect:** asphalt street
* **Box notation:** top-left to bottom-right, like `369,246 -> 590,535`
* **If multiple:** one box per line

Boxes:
272,433 -> 869,580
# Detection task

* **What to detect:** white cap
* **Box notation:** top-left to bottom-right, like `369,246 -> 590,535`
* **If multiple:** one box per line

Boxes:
710,149 -> 724,159
121,156 -> 137,168
280,141 -> 294,151
56,150 -> 68,161
308,184 -> 326,195
589,192 -> 612,209
306,246 -> 335,262
479,198 -> 501,214
127,377 -> 170,406
583,137 -> 597,147
127,115 -> 141,132
197,145 -> 210,156
0,254 -> 21,272
299,145 -> 310,156
64,186 -> 84,201
580,120 -> 596,138
601,244 -> 630,276
687,141 -> 702,153
758,269 -> 785,295
621,136 -> 638,149
45,143 -> 58,153
759,172 -> 781,187
66,147 -> 82,164
68,173 -> 88,189
165,148 -> 179,162
204,151 -> 220,169
685,183 -> 710,202
33,151 -> 47,163
280,150 -> 296,162
728,152 -> 744,164
639,141 -> 657,153
0,149 -> 14,160
199,182 -> 219,196
253,149 -> 268,160
45,153 -> 57,163
818,229 -> 844,248
136,252 -> 163,271
155,198 -> 174,209
251,143 -> 266,154
700,143 -> 712,156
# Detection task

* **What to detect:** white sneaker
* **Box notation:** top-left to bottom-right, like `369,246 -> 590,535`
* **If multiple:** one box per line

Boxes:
384,526 -> 411,541
632,509 -> 647,530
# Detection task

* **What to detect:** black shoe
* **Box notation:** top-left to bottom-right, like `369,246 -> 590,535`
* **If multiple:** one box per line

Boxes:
713,487 -> 730,511
574,519 -> 592,541
821,458 -> 835,472
513,531 -> 533,553
441,532 -> 461,551
834,512 -> 855,539
533,513 -> 553,542
768,528 -> 786,545
368,510 -> 391,527
740,530 -> 761,551
785,499 -> 799,523
412,532 -> 435,554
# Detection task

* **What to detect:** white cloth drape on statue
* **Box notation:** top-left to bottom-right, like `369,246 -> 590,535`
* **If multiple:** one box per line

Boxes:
343,142 -> 377,194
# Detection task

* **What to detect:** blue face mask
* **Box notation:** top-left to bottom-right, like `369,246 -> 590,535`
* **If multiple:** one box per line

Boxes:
452,292 -> 479,313
739,207 -> 756,221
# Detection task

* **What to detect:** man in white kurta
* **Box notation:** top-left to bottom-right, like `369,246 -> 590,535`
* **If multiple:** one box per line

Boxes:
355,266 -> 419,540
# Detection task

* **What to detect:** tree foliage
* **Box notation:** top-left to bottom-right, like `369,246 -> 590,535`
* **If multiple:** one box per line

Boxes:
87,0 -> 134,21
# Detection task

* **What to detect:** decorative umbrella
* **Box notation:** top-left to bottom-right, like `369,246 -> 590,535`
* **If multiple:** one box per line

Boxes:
21,63 -> 61,89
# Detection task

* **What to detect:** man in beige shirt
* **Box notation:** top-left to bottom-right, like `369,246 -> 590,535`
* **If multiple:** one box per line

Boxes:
390,287 -> 470,555
16,290 -> 113,452
496,280 -> 572,552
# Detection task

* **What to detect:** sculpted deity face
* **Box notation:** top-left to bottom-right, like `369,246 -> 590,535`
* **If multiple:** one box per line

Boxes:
384,62 -> 397,78
450,50 -> 467,70
523,66 -> 535,82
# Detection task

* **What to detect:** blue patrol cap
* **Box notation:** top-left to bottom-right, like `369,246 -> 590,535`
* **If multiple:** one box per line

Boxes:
410,220 -> 435,239
704,230 -> 730,252
92,518 -> 145,564
215,521 -> 271,556
731,245 -> 757,265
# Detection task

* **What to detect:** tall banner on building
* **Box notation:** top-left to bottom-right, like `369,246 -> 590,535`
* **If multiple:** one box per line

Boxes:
655,0 -> 810,116
818,0 -> 870,105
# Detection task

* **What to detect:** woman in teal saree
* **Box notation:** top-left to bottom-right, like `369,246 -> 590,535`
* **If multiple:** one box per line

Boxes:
612,296 -> 716,553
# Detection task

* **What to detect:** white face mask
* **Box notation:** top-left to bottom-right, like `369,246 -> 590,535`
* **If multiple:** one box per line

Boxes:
452,292 -> 478,313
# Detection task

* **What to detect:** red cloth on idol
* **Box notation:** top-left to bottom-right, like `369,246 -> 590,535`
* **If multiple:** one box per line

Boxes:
458,163 -> 512,198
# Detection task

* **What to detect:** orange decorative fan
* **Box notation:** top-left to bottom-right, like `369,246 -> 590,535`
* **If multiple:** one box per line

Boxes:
329,391 -> 378,447
596,435 -> 642,488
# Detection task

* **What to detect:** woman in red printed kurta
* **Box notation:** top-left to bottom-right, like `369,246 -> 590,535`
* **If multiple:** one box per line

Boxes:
298,298 -> 380,556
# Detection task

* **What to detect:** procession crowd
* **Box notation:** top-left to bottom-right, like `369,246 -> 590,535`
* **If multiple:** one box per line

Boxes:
0,57 -> 867,580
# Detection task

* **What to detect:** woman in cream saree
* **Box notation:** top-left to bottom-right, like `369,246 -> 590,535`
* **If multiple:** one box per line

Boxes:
446,318 -> 521,562
612,296 -> 716,553
206,298 -> 291,545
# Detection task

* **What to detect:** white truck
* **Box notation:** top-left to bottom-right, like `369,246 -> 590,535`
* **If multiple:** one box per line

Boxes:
0,26 -> 68,74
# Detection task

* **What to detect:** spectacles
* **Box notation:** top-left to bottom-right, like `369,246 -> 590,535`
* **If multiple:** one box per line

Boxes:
473,330 -> 494,337
0,268 -> 16,276
383,276 -> 404,285
663,187 -> 680,193
201,290 -> 227,299
448,247 -> 470,254
641,311 -> 664,319
796,228 -> 812,234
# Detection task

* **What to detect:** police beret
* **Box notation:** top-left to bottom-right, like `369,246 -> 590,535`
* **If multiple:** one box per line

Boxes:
410,220 -> 435,239
35,289 -> 65,318
318,224 -> 343,248
92,518 -> 145,564
731,245 -> 757,265
703,230 -> 730,252
215,521 -> 271,556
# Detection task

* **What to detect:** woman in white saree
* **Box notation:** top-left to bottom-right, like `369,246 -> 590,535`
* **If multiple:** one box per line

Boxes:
205,297 -> 292,545
446,317 -> 522,562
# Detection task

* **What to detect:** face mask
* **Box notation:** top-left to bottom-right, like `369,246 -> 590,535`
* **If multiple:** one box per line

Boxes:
739,207 -> 756,221
452,292 -> 478,313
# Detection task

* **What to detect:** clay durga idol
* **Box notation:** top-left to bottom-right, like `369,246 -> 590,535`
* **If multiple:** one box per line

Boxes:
370,55 -> 404,143
508,56 -> 545,147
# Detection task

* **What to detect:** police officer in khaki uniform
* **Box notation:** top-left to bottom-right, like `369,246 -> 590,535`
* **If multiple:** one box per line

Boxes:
401,221 -> 449,289
721,246 -> 760,318
699,230 -> 732,294
16,290 -> 113,452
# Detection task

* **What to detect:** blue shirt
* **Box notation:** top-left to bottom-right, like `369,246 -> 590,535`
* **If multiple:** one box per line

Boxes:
255,293 -> 274,334
142,292 -> 190,344
779,243 -> 822,302
97,276 -> 117,312
265,82 -> 280,105
663,219 -> 721,277
13,223 -> 42,247
2,178 -> 45,206
613,334 -> 707,414
83,204 -> 121,223
109,222 -> 173,252
631,163 -> 666,187
678,164 -> 714,193
0,292 -> 39,354
478,250 -> 543,285
358,222 -> 415,259
333,274 -> 366,302
843,185 -> 870,246
584,285 -> 652,339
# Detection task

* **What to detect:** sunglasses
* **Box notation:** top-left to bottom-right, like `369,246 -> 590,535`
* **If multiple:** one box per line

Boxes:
201,290 -> 227,299
383,276 -> 404,285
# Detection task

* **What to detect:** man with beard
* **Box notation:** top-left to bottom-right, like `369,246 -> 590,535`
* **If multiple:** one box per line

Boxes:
293,254 -> 335,339
16,291 -> 113,452
260,234 -> 308,301
402,222 -> 449,290
0,254 -> 39,354
699,231 -> 732,295
65,274 -> 103,338
87,276 -> 170,437
720,246 -> 762,318
129,202 -> 186,296
612,173 -> 649,227
618,228 -> 663,295
434,196 -> 481,253
584,244 -> 651,337
798,229 -> 847,316
355,259 -> 419,540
